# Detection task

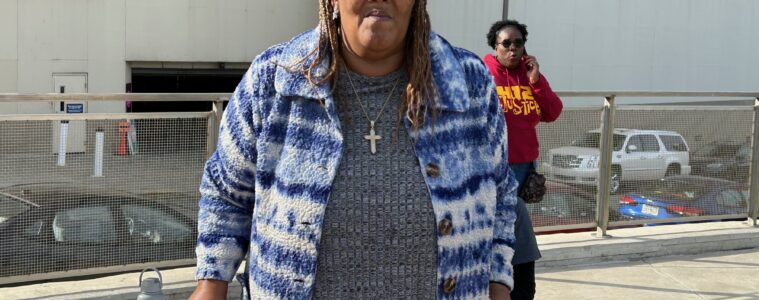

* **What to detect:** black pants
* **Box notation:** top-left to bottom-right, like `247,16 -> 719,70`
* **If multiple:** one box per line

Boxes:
510,261 -> 536,300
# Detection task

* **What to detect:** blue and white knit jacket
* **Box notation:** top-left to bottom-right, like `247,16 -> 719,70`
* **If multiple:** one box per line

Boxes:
196,28 -> 519,299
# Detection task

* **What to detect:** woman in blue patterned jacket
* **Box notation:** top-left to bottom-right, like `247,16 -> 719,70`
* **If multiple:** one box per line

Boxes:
190,1 -> 518,299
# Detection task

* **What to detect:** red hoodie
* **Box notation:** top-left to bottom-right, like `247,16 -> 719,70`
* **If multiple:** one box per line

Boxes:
484,53 -> 563,164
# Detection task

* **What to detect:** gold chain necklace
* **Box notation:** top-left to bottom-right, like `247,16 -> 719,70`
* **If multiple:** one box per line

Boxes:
345,70 -> 401,154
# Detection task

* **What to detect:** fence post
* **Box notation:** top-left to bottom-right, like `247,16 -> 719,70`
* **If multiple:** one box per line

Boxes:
748,97 -> 759,226
595,96 -> 616,237
206,99 -> 225,159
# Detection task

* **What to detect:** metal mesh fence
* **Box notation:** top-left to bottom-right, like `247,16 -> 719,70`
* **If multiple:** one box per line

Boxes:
533,107 -> 603,231
0,116 -> 207,279
0,98 -> 755,281
533,105 -> 754,232
609,106 -> 752,225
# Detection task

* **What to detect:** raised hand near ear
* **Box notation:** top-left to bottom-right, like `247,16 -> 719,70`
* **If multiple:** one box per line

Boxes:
523,55 -> 540,84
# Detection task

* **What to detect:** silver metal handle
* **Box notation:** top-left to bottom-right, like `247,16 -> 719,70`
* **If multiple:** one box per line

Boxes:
139,267 -> 163,288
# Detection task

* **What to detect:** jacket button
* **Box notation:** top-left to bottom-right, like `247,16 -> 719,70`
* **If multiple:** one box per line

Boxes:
426,163 -> 440,178
438,219 -> 453,236
443,277 -> 456,294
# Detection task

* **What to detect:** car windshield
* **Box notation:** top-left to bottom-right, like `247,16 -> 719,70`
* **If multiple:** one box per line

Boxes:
694,144 -> 717,156
695,143 -> 739,157
737,145 -> 751,158
648,180 -> 707,200
0,194 -> 31,224
121,204 -> 192,243
571,132 -> 626,151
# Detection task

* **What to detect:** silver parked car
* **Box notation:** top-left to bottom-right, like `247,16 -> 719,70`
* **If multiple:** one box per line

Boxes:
542,129 -> 691,194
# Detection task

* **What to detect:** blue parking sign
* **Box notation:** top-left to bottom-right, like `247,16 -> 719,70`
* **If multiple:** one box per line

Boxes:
66,103 -> 84,113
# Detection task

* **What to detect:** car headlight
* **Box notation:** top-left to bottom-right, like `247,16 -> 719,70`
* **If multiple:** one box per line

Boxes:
581,155 -> 599,169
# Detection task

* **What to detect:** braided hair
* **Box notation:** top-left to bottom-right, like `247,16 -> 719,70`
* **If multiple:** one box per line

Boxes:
307,0 -> 437,129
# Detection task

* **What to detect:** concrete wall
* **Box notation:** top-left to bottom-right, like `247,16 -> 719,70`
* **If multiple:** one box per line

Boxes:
0,0 -> 127,114
428,0 -> 505,57
124,0 -> 318,62
508,0 -> 759,105
3,0 -> 757,113
0,0 -> 19,113
0,0 -> 319,114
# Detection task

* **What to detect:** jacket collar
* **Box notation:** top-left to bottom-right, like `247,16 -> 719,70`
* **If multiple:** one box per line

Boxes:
273,28 -> 470,112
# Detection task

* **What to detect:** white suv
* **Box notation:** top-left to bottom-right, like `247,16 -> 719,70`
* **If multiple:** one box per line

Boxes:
542,129 -> 691,194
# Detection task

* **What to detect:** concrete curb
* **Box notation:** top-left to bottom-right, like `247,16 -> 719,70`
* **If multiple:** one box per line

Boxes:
8,280 -> 242,300
536,221 -> 759,269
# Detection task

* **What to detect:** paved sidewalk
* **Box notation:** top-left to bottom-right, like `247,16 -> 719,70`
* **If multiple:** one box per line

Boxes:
4,249 -> 758,300
536,248 -> 759,300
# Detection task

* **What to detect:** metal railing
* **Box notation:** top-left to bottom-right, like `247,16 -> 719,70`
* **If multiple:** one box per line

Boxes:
0,91 -> 758,285
0,94 -> 227,285
750,98 -> 759,226
0,93 -> 228,158
535,91 -> 759,234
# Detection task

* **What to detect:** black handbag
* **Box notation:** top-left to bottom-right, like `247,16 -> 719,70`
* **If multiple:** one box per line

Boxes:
236,258 -> 251,299
519,169 -> 546,204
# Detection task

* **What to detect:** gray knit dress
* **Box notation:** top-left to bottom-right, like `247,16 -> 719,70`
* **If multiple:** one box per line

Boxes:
312,68 -> 438,299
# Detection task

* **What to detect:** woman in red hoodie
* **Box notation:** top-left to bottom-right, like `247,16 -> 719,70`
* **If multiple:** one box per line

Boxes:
484,20 -> 563,300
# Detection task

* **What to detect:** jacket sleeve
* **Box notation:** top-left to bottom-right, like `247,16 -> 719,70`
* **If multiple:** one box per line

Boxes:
530,73 -> 563,122
195,65 -> 261,282
487,77 -> 520,290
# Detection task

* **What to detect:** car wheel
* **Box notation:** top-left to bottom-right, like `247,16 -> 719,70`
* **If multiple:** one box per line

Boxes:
610,172 -> 621,195
665,164 -> 680,177
731,167 -> 748,181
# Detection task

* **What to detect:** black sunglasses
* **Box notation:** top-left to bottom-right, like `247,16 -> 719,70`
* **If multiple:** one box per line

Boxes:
500,38 -> 526,49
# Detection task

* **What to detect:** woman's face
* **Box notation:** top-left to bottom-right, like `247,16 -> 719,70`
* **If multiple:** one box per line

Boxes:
335,0 -> 416,60
495,26 -> 525,69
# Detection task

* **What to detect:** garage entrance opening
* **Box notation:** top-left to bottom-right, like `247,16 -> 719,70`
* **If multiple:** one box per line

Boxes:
130,68 -> 244,112
128,68 -> 244,153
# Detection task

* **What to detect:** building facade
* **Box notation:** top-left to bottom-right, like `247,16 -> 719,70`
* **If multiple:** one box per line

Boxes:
1,0 -> 756,114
